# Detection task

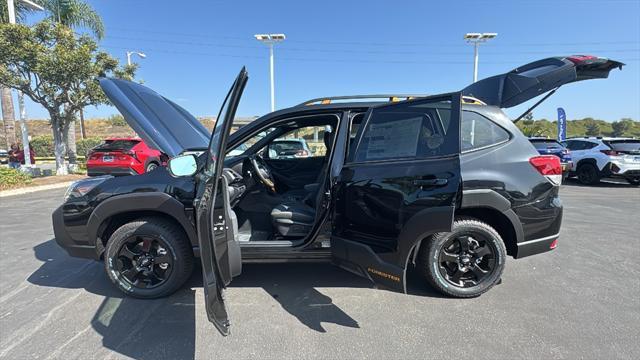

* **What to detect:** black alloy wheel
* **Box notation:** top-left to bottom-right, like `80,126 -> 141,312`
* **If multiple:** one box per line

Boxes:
105,217 -> 194,299
115,235 -> 173,289
437,234 -> 496,288
577,164 -> 600,185
418,217 -> 506,298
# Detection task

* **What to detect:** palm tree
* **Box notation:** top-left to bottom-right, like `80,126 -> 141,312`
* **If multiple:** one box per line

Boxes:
1,0 -> 104,151
40,0 -> 104,39
1,1 -> 39,150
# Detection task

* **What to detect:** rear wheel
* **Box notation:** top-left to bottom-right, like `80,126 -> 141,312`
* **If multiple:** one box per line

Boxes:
577,163 -> 600,185
104,217 -> 193,299
627,177 -> 640,186
418,217 -> 506,298
145,162 -> 159,172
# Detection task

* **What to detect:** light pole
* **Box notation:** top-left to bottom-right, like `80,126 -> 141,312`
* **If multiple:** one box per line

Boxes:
254,34 -> 285,112
464,33 -> 497,82
126,51 -> 146,66
6,0 -> 44,168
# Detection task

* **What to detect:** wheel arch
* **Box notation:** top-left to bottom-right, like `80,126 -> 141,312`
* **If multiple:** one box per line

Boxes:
406,189 -> 523,272
88,192 -> 197,258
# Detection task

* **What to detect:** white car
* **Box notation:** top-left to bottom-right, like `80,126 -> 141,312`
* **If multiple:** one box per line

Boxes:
562,137 -> 640,185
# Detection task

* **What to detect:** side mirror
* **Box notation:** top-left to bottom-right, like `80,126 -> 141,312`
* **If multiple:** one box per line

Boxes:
168,154 -> 198,177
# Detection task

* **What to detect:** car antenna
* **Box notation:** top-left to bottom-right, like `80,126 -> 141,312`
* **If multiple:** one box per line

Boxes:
513,87 -> 559,123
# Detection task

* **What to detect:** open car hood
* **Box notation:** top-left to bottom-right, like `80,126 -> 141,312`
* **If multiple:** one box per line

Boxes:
99,78 -> 210,157
462,55 -> 624,108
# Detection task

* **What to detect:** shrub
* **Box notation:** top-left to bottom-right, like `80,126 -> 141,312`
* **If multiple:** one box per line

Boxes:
77,137 -> 103,156
29,135 -> 55,157
0,167 -> 32,191
107,114 -> 128,127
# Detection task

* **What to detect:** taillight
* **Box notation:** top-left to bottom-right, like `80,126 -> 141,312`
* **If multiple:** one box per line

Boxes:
550,239 -> 558,249
530,155 -> 562,185
122,150 -> 138,161
600,149 -> 619,156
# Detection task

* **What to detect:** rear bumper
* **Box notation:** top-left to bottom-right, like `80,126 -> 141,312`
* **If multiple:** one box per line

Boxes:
52,206 -> 100,260
516,233 -> 559,258
87,166 -> 138,177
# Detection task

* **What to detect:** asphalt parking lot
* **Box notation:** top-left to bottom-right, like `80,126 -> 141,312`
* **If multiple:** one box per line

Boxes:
0,181 -> 639,360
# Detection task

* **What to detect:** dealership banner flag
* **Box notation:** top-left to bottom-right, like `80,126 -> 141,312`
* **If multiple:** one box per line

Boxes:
557,108 -> 567,141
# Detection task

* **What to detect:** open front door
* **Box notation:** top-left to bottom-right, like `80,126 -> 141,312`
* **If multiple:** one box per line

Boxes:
194,68 -> 248,335
331,94 -> 462,292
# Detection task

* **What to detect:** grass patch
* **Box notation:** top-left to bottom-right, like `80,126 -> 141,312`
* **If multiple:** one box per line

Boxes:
0,167 -> 33,191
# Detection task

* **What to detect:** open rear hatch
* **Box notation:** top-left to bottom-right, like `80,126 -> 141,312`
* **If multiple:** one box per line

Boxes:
462,55 -> 624,110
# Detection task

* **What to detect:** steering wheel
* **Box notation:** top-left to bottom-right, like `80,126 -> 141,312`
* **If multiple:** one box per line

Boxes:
248,154 -> 276,193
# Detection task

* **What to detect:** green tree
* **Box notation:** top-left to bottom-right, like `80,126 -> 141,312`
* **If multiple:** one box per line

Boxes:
584,120 -> 601,136
611,118 -> 633,137
0,21 -> 134,174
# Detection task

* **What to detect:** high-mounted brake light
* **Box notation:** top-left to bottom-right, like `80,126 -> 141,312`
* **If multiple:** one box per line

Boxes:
567,55 -> 597,64
530,155 -> 562,185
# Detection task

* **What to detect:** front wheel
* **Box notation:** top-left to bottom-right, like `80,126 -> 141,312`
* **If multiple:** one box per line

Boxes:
577,163 -> 600,185
418,218 -> 506,298
104,217 -> 194,299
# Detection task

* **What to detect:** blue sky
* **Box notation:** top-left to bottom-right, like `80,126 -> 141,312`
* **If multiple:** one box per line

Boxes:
19,0 -> 640,122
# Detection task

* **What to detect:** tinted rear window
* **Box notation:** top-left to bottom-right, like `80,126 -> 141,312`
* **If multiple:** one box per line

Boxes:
354,100 -> 457,162
606,140 -> 640,152
530,139 -> 562,149
94,140 -> 139,151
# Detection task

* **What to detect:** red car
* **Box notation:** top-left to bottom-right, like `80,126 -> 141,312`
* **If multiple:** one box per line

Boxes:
87,137 -> 166,176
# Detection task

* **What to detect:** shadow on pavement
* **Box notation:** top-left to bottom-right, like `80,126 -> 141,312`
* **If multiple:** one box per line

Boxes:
562,178 -> 637,188
27,239 -> 196,360
29,239 -> 448,357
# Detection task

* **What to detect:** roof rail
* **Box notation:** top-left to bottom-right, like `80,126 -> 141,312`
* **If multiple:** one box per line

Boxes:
296,94 -> 487,107
296,94 -> 428,107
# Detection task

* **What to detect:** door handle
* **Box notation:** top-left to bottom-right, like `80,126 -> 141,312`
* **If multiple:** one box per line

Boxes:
413,178 -> 448,187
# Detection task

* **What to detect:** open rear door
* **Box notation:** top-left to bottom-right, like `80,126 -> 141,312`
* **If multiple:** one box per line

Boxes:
462,55 -> 623,108
331,93 -> 462,292
194,68 -> 248,335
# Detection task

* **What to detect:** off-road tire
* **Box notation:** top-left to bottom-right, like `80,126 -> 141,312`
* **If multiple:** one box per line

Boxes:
104,217 -> 193,299
417,217 -> 506,298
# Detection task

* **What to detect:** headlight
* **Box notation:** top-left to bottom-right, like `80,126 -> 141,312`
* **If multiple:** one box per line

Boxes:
64,176 -> 111,202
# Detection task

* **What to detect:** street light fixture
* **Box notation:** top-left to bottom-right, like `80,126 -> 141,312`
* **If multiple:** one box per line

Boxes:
464,32 -> 498,82
126,51 -> 147,66
6,0 -> 45,168
254,33 -> 286,112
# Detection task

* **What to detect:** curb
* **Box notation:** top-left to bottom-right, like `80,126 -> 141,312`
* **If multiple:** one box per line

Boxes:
0,181 -> 74,198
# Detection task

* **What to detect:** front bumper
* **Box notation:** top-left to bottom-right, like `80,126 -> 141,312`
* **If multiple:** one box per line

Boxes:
52,205 -> 100,260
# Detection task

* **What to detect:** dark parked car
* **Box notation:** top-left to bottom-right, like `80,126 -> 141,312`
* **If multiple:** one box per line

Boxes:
529,137 -> 572,179
86,137 -> 166,176
53,55 -> 622,335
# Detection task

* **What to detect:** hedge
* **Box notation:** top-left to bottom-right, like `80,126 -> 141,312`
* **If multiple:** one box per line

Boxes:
27,135 -> 103,157
0,167 -> 32,191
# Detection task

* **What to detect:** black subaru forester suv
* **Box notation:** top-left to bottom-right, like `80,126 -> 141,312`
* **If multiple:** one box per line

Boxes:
53,55 -> 622,335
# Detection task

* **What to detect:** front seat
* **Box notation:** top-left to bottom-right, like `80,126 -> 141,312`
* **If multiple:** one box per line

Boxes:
281,127 -> 334,202
270,201 -> 316,237
272,127 -> 334,237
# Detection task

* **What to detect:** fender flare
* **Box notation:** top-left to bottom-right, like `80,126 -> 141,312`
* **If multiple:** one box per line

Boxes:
401,189 -> 524,291
87,192 -> 197,248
